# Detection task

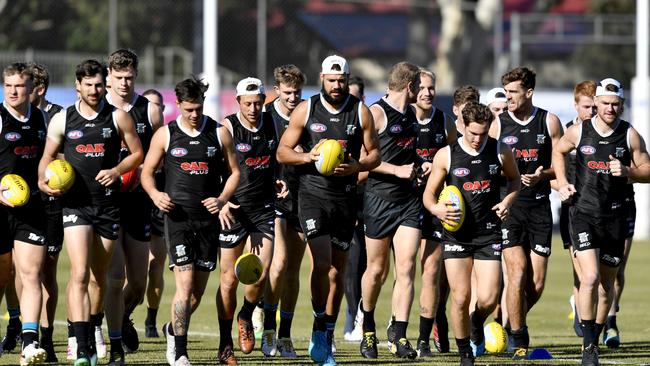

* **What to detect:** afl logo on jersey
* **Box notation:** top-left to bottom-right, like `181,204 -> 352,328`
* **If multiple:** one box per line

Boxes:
236,143 -> 252,152
580,145 -> 596,155
310,123 -> 327,133
453,168 -> 470,177
67,130 -> 83,139
171,147 -> 188,157
4,132 -> 21,141
389,124 -> 403,134
502,136 -> 518,145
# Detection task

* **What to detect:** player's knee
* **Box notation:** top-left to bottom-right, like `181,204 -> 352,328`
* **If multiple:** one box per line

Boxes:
451,295 -> 470,311
580,270 -> 600,289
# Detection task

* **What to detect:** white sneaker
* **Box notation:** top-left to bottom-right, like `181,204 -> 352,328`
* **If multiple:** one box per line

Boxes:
276,338 -> 297,358
252,306 -> 264,339
261,330 -> 277,357
94,325 -> 107,359
173,355 -> 191,366
20,342 -> 47,365
67,337 -> 77,360
344,320 -> 363,342
331,335 -> 336,354
343,310 -> 354,337
163,323 -> 175,366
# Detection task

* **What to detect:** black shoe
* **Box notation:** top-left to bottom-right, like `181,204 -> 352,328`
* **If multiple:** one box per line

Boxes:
460,351 -> 475,366
41,338 -> 58,363
390,338 -> 417,359
108,350 -> 125,366
1,322 -> 21,353
386,316 -> 396,350
512,347 -> 528,360
121,318 -> 139,353
416,339 -> 434,357
145,324 -> 159,338
582,344 -> 599,366
360,332 -> 378,359
433,316 -> 450,353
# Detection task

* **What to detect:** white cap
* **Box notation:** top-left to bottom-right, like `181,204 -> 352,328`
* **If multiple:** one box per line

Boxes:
485,87 -> 507,106
596,78 -> 624,98
236,77 -> 265,97
321,55 -> 349,75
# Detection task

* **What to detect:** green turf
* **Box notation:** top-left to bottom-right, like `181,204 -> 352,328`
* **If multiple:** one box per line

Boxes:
1,237 -> 649,365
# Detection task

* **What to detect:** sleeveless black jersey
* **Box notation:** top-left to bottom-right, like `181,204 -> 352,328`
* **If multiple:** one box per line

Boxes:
63,101 -> 121,206
443,138 -> 503,243
563,119 -> 578,186
366,98 -> 419,202
227,112 -> 277,206
299,94 -> 363,199
109,94 -> 154,159
266,99 -> 298,191
416,107 -> 448,164
0,104 -> 47,191
164,117 -> 224,219
44,102 -> 63,123
498,108 -> 551,202
574,118 -> 631,217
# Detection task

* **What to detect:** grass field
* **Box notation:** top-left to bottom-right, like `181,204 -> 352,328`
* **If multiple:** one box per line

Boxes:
1,236 -> 649,365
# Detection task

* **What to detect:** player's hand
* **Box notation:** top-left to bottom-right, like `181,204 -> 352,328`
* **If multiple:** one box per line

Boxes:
333,153 -> 360,176
430,200 -> 461,227
305,140 -> 325,163
202,197 -> 225,215
558,183 -> 577,202
95,168 -> 120,186
219,201 -> 240,230
152,191 -> 175,213
492,202 -> 509,220
37,177 -> 62,197
420,162 -> 432,177
276,179 -> 288,199
0,183 -> 15,207
521,165 -> 544,187
394,163 -> 416,180
609,155 -> 629,177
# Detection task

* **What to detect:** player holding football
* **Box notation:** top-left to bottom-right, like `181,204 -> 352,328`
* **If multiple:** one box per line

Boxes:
552,78 -> 650,366
277,55 -> 380,366
423,102 -> 520,366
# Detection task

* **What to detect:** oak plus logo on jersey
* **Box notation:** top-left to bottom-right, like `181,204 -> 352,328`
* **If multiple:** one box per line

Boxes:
75,143 -> 105,157
580,145 -> 596,155
236,143 -> 252,152
67,130 -> 83,139
453,167 -> 470,177
4,132 -> 21,141
181,161 -> 209,175
245,155 -> 271,170
396,137 -> 416,148
515,148 -> 538,162
170,147 -> 188,157
502,136 -> 518,145
14,145 -> 40,159
587,160 -> 611,174
310,123 -> 327,133
416,148 -> 439,161
462,180 -> 491,194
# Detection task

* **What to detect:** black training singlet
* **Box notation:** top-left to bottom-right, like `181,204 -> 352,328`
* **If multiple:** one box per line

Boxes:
416,107 -> 448,164
0,103 -> 47,191
574,118 -> 631,217
299,94 -> 363,199
44,102 -> 63,123
108,94 -> 154,158
267,99 -> 299,192
498,108 -> 551,202
366,98 -> 419,202
164,116 -> 224,219
227,112 -> 277,206
444,138 -> 503,242
63,101 -> 121,206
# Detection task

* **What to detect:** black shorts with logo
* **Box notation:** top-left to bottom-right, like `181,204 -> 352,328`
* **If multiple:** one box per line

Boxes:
151,206 -> 165,237
297,190 -> 356,251
0,198 -> 46,254
441,234 -> 502,261
569,207 -> 626,267
43,194 -> 64,255
420,209 -> 443,241
164,211 -> 219,271
119,190 -> 153,242
219,200 -> 275,249
62,204 -> 120,240
363,192 -> 421,239
275,195 -> 302,233
502,200 -> 553,257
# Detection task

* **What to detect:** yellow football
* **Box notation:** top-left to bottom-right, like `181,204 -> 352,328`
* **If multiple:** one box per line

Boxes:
45,159 -> 76,192
1,174 -> 30,207
235,253 -> 263,285
484,321 -> 508,354
315,139 -> 344,176
438,185 -> 465,232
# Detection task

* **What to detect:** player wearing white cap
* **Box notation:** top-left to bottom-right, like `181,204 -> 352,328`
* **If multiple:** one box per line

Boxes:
484,88 -> 507,117
277,55 -> 380,366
